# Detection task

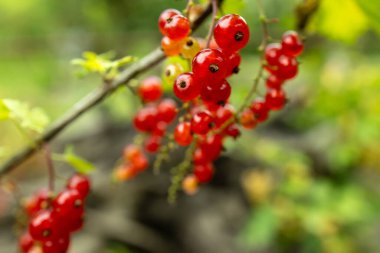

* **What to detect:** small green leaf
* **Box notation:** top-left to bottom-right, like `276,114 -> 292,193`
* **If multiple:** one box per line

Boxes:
64,146 -> 95,174
221,0 -> 246,15
0,100 -> 10,120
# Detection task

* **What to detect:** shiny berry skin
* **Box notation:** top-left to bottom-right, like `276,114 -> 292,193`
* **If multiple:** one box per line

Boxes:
19,232 -> 34,252
192,49 -> 227,83
29,210 -> 59,241
265,88 -> 287,110
224,124 -> 241,139
138,77 -> 163,102
275,55 -> 298,80
174,122 -> 193,146
133,106 -> 158,132
182,175 -> 199,195
162,63 -> 184,85
123,144 -> 141,162
181,37 -> 201,59
161,36 -> 186,56
157,99 -> 177,123
42,235 -> 70,253
194,163 -> 214,183
163,15 -> 191,40
193,148 -> 209,165
281,31 -> 304,57
145,134 -> 161,153
215,104 -> 235,127
158,9 -> 181,35
67,174 -> 90,199
225,52 -> 241,77
66,215 -> 84,233
265,43 -> 283,66
24,189 -> 50,217
239,109 -> 257,129
153,121 -> 168,137
173,72 -> 201,101
198,134 -> 222,161
266,75 -> 284,90
191,111 -> 214,135
114,165 -> 138,181
213,14 -> 250,53
201,79 -> 231,105
132,154 -> 149,172
250,99 -> 270,122
53,189 -> 84,219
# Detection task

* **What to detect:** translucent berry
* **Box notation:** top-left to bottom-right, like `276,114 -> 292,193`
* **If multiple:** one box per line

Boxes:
197,134 -> 222,161
123,144 -> 141,162
145,134 -> 161,153
42,235 -> 70,253
173,72 -> 201,101
281,31 -> 304,57
53,189 -> 84,219
265,88 -> 287,110
192,49 -> 227,83
132,154 -> 149,172
158,9 -> 181,35
224,124 -> 241,139
181,37 -> 201,59
193,148 -> 209,165
265,43 -> 283,66
250,99 -> 270,122
114,165 -> 138,181
201,79 -> 231,105
275,55 -> 298,80
182,175 -> 199,195
174,122 -> 193,146
24,189 -> 50,217
162,63 -> 184,85
19,231 -> 35,253
163,15 -> 191,40
133,106 -> 158,132
194,163 -> 214,183
67,174 -> 90,199
153,121 -> 168,137
191,111 -> 214,135
161,36 -> 186,56
157,99 -> 177,123
239,109 -> 257,129
225,52 -> 242,77
138,76 -> 163,102
266,75 -> 284,90
215,104 -> 235,127
213,14 -> 250,53
29,210 -> 60,241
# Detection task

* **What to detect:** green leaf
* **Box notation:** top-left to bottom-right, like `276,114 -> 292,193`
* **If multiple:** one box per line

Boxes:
0,100 -> 10,120
63,146 -> 95,174
355,0 -> 380,34
221,0 -> 245,15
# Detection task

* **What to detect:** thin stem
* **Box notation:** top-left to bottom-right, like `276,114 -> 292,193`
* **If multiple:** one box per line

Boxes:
44,144 -> 55,192
184,0 -> 194,18
206,0 -> 218,48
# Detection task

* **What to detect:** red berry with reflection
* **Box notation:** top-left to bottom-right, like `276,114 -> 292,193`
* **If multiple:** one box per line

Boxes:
174,122 -> 193,146
42,234 -> 70,253
19,232 -> 34,252
163,15 -> 190,40
194,163 -> 214,183
191,111 -> 214,135
276,55 -> 298,80
29,210 -> 59,241
133,106 -> 158,132
174,72 -> 201,101
192,49 -> 227,82
138,77 -> 163,102
265,43 -> 283,66
53,189 -> 84,219
250,99 -> 270,122
265,88 -> 287,110
240,109 -> 257,129
161,36 -> 186,56
145,134 -> 161,153
281,31 -> 304,57
158,9 -> 181,35
201,79 -> 231,105
213,14 -> 250,53
24,189 -> 50,217
225,52 -> 242,77
67,174 -> 90,199
266,75 -> 284,90
157,99 -> 177,123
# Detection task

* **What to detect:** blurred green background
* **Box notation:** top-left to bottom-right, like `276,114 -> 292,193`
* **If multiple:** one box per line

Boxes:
1,0 -> 380,253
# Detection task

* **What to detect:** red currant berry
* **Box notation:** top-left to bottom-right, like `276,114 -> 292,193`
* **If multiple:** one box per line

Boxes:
158,9 -> 181,35
266,75 -> 284,90
163,15 -> 190,40
198,134 -> 222,161
132,154 -> 149,172
42,235 -> 70,253
275,55 -> 298,80
161,36 -> 186,56
265,88 -> 287,110
173,72 -> 201,101
193,148 -> 209,165
133,106 -> 158,132
174,122 -> 193,146
225,52 -> 241,77
194,163 -> 214,183
53,189 -> 84,219
24,189 -> 50,217
123,144 -> 141,162
265,43 -> 283,66
192,49 -> 227,82
182,175 -> 199,195
191,111 -> 214,135
250,98 -> 270,122
138,77 -> 163,102
213,14 -> 250,53
153,121 -> 168,137
239,109 -> 257,129
224,124 -> 241,139
157,99 -> 177,123
215,104 -> 235,127
67,174 -> 90,199
145,134 -> 161,153
281,31 -> 304,57
29,210 -> 59,241
19,231 -> 34,253
201,79 -> 231,105
66,215 -> 84,233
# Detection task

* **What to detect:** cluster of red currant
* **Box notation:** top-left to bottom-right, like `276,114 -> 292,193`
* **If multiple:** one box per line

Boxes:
19,174 -> 90,253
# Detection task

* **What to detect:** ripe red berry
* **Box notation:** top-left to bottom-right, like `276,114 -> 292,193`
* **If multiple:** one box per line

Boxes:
239,109 -> 257,129
191,111 -> 214,135
24,189 -> 50,217
198,134 -> 222,161
153,121 -> 168,137
19,231 -> 34,252
161,36 -> 186,56
67,174 -> 90,199
266,75 -> 284,90
250,99 -> 270,122
224,124 -> 241,139
173,72 -> 201,101
123,144 -> 141,162
193,148 -> 209,165
225,52 -> 242,77
215,104 -> 235,127
265,88 -> 287,110
194,163 -> 214,183
138,77 -> 163,102
132,153 -> 149,172
145,134 -> 161,153
163,15 -> 191,40
53,189 -> 84,220
66,215 -> 84,233
158,9 -> 181,35
42,234 -> 70,253
201,79 -> 231,105
213,14 -> 250,53
192,49 -> 227,82
157,99 -> 177,123
133,106 -> 158,132
29,210 -> 60,241
281,31 -> 304,57
174,122 -> 193,146
265,43 -> 283,66
275,55 -> 298,80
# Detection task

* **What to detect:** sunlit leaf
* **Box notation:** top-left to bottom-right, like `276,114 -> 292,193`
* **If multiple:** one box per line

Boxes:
63,146 -> 95,174
355,0 -> 380,34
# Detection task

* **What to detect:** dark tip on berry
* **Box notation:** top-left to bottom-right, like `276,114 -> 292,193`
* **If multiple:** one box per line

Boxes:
186,39 -> 194,47
74,199 -> 82,208
166,17 -> 173,23
221,146 -> 227,152
165,69 -> 172,77
179,81 -> 187,88
233,66 -> 240,74
209,64 -> 219,73
217,100 -> 226,106
235,31 -> 244,41
208,122 -> 215,129
42,229 -> 51,238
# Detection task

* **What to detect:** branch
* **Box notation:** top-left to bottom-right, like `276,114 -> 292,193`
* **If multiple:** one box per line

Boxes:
0,1 -> 219,177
